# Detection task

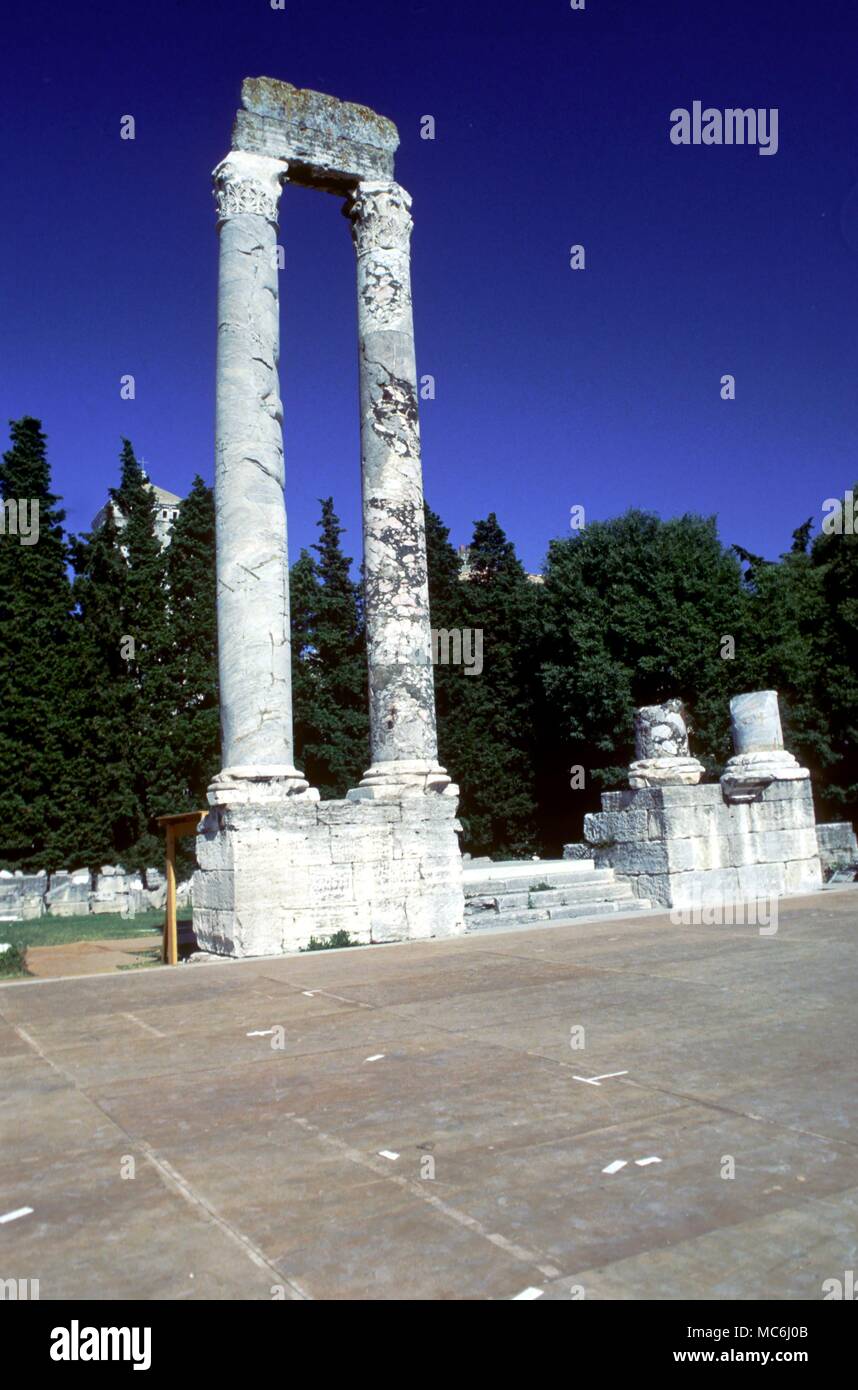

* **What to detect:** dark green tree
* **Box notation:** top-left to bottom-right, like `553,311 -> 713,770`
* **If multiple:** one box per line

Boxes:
70,441 -> 169,871
424,502 -> 467,766
146,476 -> 220,817
807,484 -> 858,821
290,499 -> 368,796
447,512 -> 540,857
539,510 -> 750,849
0,418 -> 77,870
733,538 -> 831,790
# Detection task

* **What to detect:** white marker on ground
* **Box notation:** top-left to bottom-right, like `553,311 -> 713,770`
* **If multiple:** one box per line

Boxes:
365,1054 -> 385,1063
246,1029 -> 276,1037
513,1287 -> 544,1300
602,1160 -> 627,1175
0,1207 -> 33,1224
377,1150 -> 399,1161
635,1156 -> 662,1166
572,1070 -> 629,1086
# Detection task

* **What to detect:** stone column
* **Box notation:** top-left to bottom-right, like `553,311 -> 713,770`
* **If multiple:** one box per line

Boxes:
345,180 -> 451,799
721,690 -> 808,802
628,698 -> 704,787
210,151 -> 309,799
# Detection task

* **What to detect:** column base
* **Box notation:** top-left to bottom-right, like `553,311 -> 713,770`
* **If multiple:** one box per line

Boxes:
207,765 -> 319,807
346,760 -> 456,801
628,756 -> 704,788
720,751 -> 809,804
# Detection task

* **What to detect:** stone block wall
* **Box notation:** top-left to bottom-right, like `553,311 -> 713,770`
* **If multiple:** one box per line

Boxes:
583,781 -> 822,909
193,793 -> 464,956
816,822 -> 858,871
0,872 -> 48,921
0,867 -> 168,922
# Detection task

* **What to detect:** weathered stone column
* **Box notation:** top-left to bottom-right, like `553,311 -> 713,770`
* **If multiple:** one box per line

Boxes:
720,690 -> 808,802
211,151 -> 309,798
628,698 -> 704,787
345,180 -> 451,799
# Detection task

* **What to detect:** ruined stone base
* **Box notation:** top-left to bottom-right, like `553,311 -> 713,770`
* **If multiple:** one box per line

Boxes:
816,821 -> 858,873
628,756 -> 704,788
584,781 -> 822,910
192,792 -> 464,956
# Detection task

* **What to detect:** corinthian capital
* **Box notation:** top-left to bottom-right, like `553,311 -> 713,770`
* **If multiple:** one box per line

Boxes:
346,180 -> 413,255
212,151 -> 289,225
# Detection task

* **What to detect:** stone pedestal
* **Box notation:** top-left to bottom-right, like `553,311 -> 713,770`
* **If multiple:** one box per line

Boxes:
584,781 -> 822,909
193,792 -> 464,956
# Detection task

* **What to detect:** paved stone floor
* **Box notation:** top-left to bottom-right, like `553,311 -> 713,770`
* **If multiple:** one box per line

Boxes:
1,888 -> 856,1301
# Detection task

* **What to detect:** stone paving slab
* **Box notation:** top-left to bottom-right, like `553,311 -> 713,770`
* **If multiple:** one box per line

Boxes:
0,889 -> 856,1300
541,1186 -> 858,1301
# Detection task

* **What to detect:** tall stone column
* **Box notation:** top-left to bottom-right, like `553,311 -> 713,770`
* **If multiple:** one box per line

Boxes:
345,180 -> 451,799
211,151 -> 309,798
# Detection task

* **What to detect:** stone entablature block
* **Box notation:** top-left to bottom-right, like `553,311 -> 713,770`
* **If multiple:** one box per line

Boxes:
232,78 -> 399,192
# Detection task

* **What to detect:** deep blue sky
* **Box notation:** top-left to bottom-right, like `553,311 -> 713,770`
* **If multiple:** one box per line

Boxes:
3,0 -> 858,572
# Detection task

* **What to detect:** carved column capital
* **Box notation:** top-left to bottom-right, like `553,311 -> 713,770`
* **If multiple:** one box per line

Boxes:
212,151 -> 289,226
346,180 -> 413,254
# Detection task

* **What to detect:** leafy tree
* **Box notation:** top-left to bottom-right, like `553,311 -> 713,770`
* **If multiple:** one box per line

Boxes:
733,541 -> 831,790
539,510 -> 750,849
0,418 -> 77,870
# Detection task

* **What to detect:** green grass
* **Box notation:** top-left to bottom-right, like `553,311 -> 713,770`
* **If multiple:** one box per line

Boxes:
0,909 -> 191,953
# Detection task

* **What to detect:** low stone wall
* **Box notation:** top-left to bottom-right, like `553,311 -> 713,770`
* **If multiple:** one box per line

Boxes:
0,866 -> 169,922
193,794 -> 464,956
583,781 -> 822,909
0,871 -> 48,921
816,822 -> 858,871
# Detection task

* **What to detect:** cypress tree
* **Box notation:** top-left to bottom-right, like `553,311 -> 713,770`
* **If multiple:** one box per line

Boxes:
807,484 -> 858,822
290,499 -> 368,797
290,546 -> 321,779
423,501 -> 467,780
147,475 -> 220,816
70,441 -> 169,872
0,418 -> 77,870
451,512 -> 540,857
